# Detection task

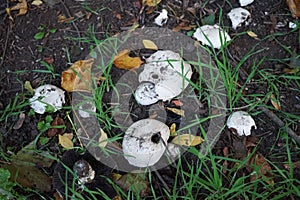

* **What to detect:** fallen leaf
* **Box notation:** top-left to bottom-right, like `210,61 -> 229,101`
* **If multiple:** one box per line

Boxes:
171,134 -> 204,146
32,0 -> 43,6
170,123 -> 177,136
286,0 -> 300,18
13,113 -> 25,130
113,50 -> 143,70
270,94 -> 281,110
58,14 -> 74,23
142,0 -> 162,7
247,151 -> 274,185
247,31 -> 258,38
58,133 -> 74,149
113,11 -> 122,20
24,81 -> 34,94
171,99 -> 183,107
61,58 -> 94,92
47,117 -> 65,137
142,39 -> 158,50
173,22 -> 194,32
99,129 -> 108,147
7,0 -> 28,18
166,107 -> 185,117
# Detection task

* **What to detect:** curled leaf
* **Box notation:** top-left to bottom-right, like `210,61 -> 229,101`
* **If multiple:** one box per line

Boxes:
171,134 -> 204,146
113,50 -> 143,70
142,39 -> 158,50
61,59 -> 94,92
8,0 -> 28,18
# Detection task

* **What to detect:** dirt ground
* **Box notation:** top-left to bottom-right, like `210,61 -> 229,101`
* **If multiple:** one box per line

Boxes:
0,0 -> 299,199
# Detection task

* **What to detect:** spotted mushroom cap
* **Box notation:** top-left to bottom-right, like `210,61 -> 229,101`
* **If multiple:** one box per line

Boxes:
122,119 -> 170,167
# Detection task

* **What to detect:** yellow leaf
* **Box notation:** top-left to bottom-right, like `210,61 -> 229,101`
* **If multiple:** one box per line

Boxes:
166,107 -> 185,117
270,94 -> 281,110
61,58 -> 94,92
142,39 -> 158,50
58,133 -> 74,149
286,0 -> 300,18
170,123 -> 177,136
24,81 -> 34,95
113,50 -> 144,70
171,134 -> 204,146
9,0 -> 28,17
32,0 -> 43,6
99,129 -> 108,147
142,0 -> 162,7
247,31 -> 258,38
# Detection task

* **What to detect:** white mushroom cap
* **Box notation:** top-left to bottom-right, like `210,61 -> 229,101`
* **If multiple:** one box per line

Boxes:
239,0 -> 254,6
137,50 -> 192,104
134,82 -> 159,105
193,25 -> 231,49
154,9 -> 168,26
227,8 -> 251,30
226,111 -> 257,136
122,119 -> 170,167
29,84 -> 65,114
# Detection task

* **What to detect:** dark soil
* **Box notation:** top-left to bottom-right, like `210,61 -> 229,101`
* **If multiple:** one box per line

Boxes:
0,0 -> 299,199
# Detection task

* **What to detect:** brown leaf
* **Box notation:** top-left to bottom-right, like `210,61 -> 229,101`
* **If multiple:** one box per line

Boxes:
61,58 -> 94,92
58,14 -> 74,23
286,0 -> 300,18
247,151 -> 274,185
8,0 -> 28,17
173,22 -> 194,32
270,94 -> 281,110
142,0 -> 162,7
47,117 -> 65,137
113,50 -> 143,70
171,134 -> 204,146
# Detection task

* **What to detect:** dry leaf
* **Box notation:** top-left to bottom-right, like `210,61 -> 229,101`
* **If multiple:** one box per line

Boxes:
113,50 -> 143,70
8,0 -> 28,17
270,94 -> 281,110
171,134 -> 204,146
58,14 -> 74,23
61,58 -> 94,92
142,0 -> 162,7
286,0 -> 300,18
142,39 -> 158,50
99,129 -> 108,147
58,133 -> 74,149
247,31 -> 258,38
247,151 -> 274,185
172,99 -> 183,106
170,123 -> 177,136
32,0 -> 43,6
173,22 -> 194,32
47,117 -> 65,137
166,107 -> 185,117
24,81 -> 34,94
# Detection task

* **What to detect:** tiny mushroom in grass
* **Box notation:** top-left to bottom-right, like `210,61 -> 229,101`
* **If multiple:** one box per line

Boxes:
227,7 -> 251,30
154,9 -> 168,26
135,50 -> 192,105
193,25 -> 231,49
122,119 -> 170,167
29,84 -> 65,114
226,111 -> 257,136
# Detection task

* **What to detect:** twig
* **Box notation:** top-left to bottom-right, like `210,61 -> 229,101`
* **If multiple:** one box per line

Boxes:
59,0 -> 81,48
259,106 -> 300,146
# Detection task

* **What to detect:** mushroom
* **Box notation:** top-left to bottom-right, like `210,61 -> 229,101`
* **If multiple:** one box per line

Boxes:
29,84 -> 65,114
122,119 -> 170,167
226,111 -> 257,136
154,9 -> 168,26
239,0 -> 254,6
193,25 -> 231,49
136,50 -> 192,105
227,8 -> 251,30
53,150 -> 117,199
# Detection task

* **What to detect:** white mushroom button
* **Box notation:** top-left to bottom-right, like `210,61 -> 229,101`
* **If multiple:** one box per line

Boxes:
137,50 -> 192,104
193,25 -> 231,49
122,119 -> 170,167
154,9 -> 168,26
227,8 -> 251,30
29,84 -> 65,114
226,111 -> 257,136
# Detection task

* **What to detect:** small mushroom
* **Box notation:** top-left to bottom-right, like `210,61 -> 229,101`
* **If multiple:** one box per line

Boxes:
29,84 -> 65,114
193,25 -> 231,49
122,119 -> 170,167
226,111 -> 257,136
134,82 -> 159,105
154,9 -> 168,26
227,8 -> 251,30
137,50 -> 192,105
239,0 -> 254,6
